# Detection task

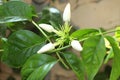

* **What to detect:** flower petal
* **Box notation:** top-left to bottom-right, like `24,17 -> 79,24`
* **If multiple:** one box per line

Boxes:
39,24 -> 55,33
63,3 -> 71,22
71,40 -> 83,51
37,43 -> 55,53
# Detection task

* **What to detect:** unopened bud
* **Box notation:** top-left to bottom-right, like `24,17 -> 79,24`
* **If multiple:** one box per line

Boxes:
71,40 -> 83,51
39,24 -> 55,33
63,3 -> 71,22
37,43 -> 55,53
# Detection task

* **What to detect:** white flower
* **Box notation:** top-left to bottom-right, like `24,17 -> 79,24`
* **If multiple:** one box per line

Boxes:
63,3 -> 71,22
37,43 -> 55,54
71,40 -> 83,51
39,24 -> 55,33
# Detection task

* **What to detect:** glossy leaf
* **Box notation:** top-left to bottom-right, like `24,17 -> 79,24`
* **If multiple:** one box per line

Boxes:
70,29 -> 98,40
106,36 -> 120,80
1,30 -> 45,67
63,52 -> 85,80
0,1 -> 35,23
81,35 -> 106,80
21,54 -> 57,80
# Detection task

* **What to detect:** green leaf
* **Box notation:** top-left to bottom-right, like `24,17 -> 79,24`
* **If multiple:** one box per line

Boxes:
0,24 -> 7,37
38,7 -> 63,28
115,26 -> 120,41
21,54 -> 57,80
0,1 -> 35,23
81,35 -> 106,80
70,29 -> 99,40
63,52 -> 85,80
1,30 -> 45,67
106,36 -> 120,80
104,48 -> 114,64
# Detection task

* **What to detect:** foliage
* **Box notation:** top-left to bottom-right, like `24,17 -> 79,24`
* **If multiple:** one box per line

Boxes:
0,1 -> 120,80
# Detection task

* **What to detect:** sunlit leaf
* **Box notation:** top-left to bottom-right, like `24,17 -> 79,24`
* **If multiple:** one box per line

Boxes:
104,48 -> 114,64
81,35 -> 106,80
115,26 -> 120,41
106,36 -> 120,80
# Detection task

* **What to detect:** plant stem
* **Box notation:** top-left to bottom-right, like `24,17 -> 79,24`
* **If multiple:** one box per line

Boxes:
32,20 -> 51,42
102,29 -> 118,35
56,52 -> 69,69
53,29 -> 119,52
49,45 -> 71,53
79,29 -> 120,42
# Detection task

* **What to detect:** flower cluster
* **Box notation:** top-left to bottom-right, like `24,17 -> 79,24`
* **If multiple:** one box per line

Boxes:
37,3 -> 83,54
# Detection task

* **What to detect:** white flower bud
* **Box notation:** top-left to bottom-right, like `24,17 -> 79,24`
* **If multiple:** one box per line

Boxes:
37,43 -> 55,54
71,40 -> 83,51
63,3 -> 71,22
39,24 -> 55,33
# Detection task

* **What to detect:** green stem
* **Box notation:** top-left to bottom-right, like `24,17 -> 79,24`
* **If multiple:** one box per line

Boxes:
53,29 -> 119,53
56,52 -> 69,69
32,20 -> 51,42
102,29 -> 118,35
79,29 -> 119,42
49,45 -> 71,53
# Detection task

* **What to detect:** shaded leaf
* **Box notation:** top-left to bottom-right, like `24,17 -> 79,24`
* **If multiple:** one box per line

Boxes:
0,1 -> 35,23
1,30 -> 45,67
63,52 -> 85,80
106,36 -> 120,80
0,24 -> 7,37
21,54 -> 57,80
38,7 -> 63,29
81,35 -> 106,80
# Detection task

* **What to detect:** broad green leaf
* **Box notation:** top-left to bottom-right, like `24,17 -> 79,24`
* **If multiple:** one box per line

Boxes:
1,30 -> 45,67
70,29 -> 99,40
106,36 -> 120,80
63,52 -> 85,80
81,35 -> 106,80
21,54 -> 57,80
0,1 -> 35,23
